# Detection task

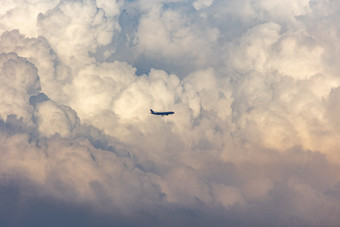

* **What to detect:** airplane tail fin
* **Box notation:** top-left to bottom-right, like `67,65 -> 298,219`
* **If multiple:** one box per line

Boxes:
150,109 -> 155,114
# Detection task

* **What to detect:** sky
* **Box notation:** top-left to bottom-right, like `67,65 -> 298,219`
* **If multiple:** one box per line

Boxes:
1,0 -> 340,226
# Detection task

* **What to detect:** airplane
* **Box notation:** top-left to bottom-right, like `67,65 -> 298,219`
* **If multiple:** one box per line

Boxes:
150,109 -> 174,116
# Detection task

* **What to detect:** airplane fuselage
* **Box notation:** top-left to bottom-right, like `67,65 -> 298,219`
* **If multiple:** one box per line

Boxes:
150,109 -> 174,116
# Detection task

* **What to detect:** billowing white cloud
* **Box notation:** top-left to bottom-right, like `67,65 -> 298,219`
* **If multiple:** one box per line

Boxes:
37,0 -> 121,66
0,52 -> 40,124
1,0 -> 340,226
193,0 -> 214,10
34,99 -> 79,137
0,0 -> 59,37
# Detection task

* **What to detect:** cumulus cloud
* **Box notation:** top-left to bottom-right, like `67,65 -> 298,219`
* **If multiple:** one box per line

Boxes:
1,0 -> 340,226
0,52 -> 40,124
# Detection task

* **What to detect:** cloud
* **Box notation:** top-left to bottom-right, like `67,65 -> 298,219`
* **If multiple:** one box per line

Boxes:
0,0 -> 59,37
1,0 -> 340,226
37,0 -> 121,66
193,0 -> 214,10
34,99 -> 80,137
0,52 -> 40,124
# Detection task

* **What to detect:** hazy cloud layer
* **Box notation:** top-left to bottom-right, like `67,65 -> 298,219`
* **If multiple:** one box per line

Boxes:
1,0 -> 340,226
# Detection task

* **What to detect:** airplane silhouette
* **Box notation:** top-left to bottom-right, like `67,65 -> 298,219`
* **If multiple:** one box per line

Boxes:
150,109 -> 174,116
